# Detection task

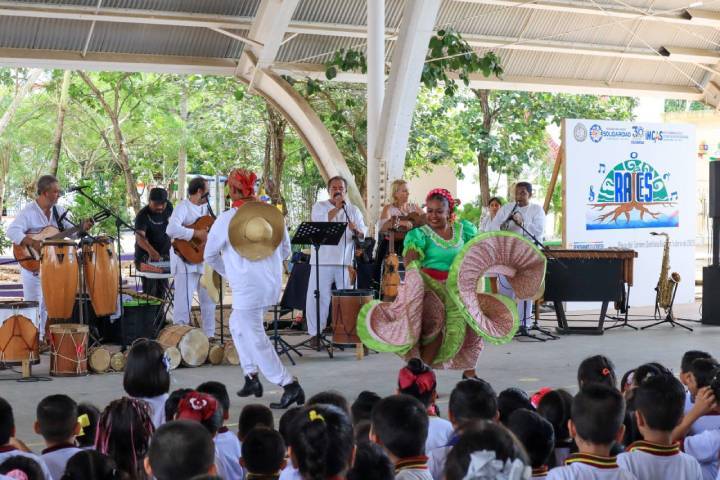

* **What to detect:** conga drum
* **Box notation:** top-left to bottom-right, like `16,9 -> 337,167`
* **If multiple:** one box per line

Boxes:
0,301 -> 39,365
156,325 -> 209,367
331,289 -> 373,345
82,236 -> 119,316
49,323 -> 88,376
41,240 -> 79,319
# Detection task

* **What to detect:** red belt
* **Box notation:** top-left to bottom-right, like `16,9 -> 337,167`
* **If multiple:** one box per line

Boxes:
422,268 -> 448,281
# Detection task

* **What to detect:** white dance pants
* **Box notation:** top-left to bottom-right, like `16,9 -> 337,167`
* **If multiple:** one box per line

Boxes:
173,271 -> 216,337
230,307 -> 293,386
304,265 -> 351,336
20,268 -> 47,339
498,275 -> 532,328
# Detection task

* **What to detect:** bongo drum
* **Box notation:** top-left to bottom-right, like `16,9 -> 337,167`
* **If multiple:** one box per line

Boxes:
207,344 -> 224,365
331,289 -> 373,345
0,301 -> 39,365
156,325 -> 209,367
82,236 -> 119,316
41,240 -> 79,319
49,323 -> 88,376
163,346 -> 182,370
88,346 -> 111,373
109,351 -> 126,372
223,341 -> 240,365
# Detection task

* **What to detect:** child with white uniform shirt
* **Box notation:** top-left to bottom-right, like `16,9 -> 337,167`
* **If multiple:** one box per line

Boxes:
197,381 -> 243,480
508,409 -> 555,479
680,352 -> 720,437
0,397 -> 52,480
616,374 -> 702,480
547,384 -> 637,480
35,395 -> 82,480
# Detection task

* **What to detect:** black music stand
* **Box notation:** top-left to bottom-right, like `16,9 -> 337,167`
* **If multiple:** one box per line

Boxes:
291,221 -> 347,358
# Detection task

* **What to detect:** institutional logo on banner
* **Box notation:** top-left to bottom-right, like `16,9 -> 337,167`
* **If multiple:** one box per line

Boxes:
585,151 -> 678,230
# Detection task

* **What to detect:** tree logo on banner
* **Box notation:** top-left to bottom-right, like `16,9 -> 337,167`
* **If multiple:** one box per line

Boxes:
586,152 -> 678,230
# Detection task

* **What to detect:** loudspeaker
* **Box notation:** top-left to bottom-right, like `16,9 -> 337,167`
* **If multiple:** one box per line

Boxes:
702,266 -> 720,325
710,161 -> 720,218
121,302 -> 161,346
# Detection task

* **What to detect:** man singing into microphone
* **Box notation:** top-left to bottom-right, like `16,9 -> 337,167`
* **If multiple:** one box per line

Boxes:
489,181 -> 546,328
304,176 -> 366,347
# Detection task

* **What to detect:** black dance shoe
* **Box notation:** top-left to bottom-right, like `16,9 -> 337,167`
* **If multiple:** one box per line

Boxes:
270,380 -> 305,409
237,374 -> 263,398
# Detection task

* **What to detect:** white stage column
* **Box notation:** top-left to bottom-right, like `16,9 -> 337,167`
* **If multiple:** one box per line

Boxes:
367,0 -> 385,233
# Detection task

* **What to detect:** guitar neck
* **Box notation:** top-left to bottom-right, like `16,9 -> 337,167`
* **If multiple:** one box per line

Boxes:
46,225 -> 82,241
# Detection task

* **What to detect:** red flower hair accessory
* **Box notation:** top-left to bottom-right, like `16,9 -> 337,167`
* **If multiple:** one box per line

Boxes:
228,168 -> 258,207
398,365 -> 437,395
426,188 -> 460,214
531,387 -> 553,409
601,368 -> 611,377
176,392 -> 218,422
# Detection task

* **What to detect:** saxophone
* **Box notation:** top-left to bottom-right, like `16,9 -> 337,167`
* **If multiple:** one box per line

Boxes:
651,232 -> 681,310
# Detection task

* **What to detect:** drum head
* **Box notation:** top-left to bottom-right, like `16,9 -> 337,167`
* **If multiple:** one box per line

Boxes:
332,289 -> 374,297
42,239 -> 76,246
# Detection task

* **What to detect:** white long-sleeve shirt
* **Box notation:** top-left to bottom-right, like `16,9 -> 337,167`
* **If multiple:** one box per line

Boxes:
7,201 -> 74,246
488,201 -> 546,242
204,206 -> 291,309
309,200 -> 366,268
166,199 -> 211,274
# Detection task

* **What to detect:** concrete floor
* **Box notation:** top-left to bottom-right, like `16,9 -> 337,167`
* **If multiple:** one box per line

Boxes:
2,301 -> 718,451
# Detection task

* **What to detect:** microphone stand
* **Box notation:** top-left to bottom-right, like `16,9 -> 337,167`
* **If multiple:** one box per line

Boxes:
506,214 -> 560,341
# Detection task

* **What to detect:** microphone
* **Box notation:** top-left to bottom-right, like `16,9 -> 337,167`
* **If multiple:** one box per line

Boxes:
67,185 -> 86,193
201,192 -> 210,200
57,210 -> 69,224
501,203 -> 519,231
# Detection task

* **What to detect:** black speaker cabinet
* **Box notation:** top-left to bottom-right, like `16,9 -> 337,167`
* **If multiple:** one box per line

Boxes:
710,161 -> 720,218
702,266 -> 720,325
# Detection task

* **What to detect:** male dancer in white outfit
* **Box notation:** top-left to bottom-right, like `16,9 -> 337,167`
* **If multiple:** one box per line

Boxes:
304,176 -> 366,345
205,168 -> 304,410
488,181 -> 546,329
166,176 -> 217,338
7,175 -> 93,338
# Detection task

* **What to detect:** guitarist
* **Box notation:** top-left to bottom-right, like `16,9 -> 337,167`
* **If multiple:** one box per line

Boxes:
166,176 -> 216,339
7,175 -> 93,337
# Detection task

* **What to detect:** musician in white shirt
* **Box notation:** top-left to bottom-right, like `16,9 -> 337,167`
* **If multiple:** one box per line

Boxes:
166,177 -> 216,338
7,175 -> 92,337
304,176 -> 367,343
488,181 -> 546,328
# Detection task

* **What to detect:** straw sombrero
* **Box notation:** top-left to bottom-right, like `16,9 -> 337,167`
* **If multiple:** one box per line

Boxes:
229,201 -> 284,260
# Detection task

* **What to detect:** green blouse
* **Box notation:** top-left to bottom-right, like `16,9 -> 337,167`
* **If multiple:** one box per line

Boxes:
402,220 -> 478,271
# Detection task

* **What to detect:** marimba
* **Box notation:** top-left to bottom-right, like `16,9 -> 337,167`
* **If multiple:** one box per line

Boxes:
543,249 -> 638,334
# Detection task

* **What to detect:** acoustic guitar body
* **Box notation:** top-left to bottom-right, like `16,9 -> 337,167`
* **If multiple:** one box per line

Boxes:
13,226 -> 62,272
172,215 -> 215,264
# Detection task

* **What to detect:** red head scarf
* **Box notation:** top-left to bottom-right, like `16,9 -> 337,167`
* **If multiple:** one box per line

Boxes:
176,392 -> 218,422
228,168 -> 258,207
426,188 -> 461,221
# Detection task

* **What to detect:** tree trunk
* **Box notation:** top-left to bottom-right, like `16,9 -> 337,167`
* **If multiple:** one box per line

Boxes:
78,71 -> 142,213
0,69 -> 43,139
0,145 -> 11,217
49,70 -> 72,176
264,103 -> 287,214
177,78 -> 189,201
473,88 -> 494,207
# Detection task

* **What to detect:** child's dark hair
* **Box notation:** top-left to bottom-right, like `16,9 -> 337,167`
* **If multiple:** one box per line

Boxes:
307,390 -> 350,416
289,404 -> 354,480
537,389 -> 573,445
77,403 -> 101,448
354,420 -> 372,444
0,455 -> 45,480
241,427 -> 286,475
572,384 -> 625,445
60,450 -> 123,480
577,355 -> 617,389
95,397 -> 155,480
633,362 -> 672,387
165,388 -> 193,421
278,406 -> 302,445
691,358 -> 720,389
449,379 -> 498,423
371,394 -> 428,458
507,409 -> 554,469
0,397 -> 14,445
36,394 -> 78,443
444,420 -> 529,480
398,358 -> 436,408
497,388 -> 533,425
682,350 -> 713,373
346,441 -> 394,480
351,391 -> 381,425
633,373 -> 685,432
148,420 -> 215,480
239,404 -> 274,440
123,340 -> 170,398
196,381 -> 230,419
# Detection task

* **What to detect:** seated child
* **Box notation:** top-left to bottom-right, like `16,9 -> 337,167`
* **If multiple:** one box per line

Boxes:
537,389 -> 574,468
0,397 -> 52,480
75,404 -> 100,450
679,366 -> 720,480
164,388 -> 193,422
307,391 -> 350,416
508,409 -> 555,479
36,395 -> 82,480
240,428 -> 286,480
0,455 -> 47,480
60,450 -> 119,480
577,355 -> 617,389
278,407 -> 301,480
239,404 -> 274,447
682,355 -> 720,437
498,388 -> 534,426
123,340 -> 170,428
197,381 -> 242,480
347,441 -> 394,480
350,391 -> 381,425
144,420 -> 216,480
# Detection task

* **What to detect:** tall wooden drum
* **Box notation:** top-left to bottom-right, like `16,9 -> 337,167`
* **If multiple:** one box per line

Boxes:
331,289 -> 373,345
41,240 -> 79,319
82,236 -> 119,316
157,325 -> 209,367
0,301 -> 39,365
49,323 -> 88,376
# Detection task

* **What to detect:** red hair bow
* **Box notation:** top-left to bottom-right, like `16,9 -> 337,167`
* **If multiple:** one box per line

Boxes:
426,188 -> 460,213
531,387 -> 553,409
176,392 -> 218,422
398,367 -> 436,395
228,168 -> 258,207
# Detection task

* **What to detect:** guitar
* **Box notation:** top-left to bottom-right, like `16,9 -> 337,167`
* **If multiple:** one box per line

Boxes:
380,223 -> 401,300
13,211 -> 110,272
171,215 -> 215,264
